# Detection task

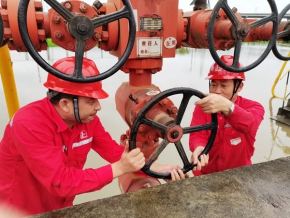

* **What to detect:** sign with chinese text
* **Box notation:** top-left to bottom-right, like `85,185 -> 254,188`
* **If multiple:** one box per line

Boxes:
137,37 -> 162,57
164,37 -> 177,49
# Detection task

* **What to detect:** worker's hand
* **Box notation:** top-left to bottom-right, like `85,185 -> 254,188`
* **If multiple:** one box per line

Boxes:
190,146 -> 209,171
166,168 -> 189,183
150,162 -> 189,183
195,93 -> 232,115
0,203 -> 25,218
112,141 -> 145,178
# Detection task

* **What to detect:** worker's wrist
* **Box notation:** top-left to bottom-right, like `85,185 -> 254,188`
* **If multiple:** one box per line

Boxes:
111,162 -> 124,178
221,103 -> 235,116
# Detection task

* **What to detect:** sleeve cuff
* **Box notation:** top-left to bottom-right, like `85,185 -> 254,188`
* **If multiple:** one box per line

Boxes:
95,164 -> 114,187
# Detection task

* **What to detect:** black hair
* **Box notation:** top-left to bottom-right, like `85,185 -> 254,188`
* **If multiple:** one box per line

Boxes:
47,89 -> 75,105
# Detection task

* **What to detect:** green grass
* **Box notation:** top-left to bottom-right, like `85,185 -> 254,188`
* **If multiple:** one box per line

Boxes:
46,38 -> 100,48
176,47 -> 190,54
46,38 -> 58,47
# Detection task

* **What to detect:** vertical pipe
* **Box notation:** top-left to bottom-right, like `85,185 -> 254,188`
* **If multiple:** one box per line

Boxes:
271,51 -> 290,98
285,71 -> 290,99
281,71 -> 289,108
0,44 -> 20,118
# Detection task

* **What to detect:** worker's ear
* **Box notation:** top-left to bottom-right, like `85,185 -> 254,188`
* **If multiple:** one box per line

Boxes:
58,98 -> 72,112
237,82 -> 244,93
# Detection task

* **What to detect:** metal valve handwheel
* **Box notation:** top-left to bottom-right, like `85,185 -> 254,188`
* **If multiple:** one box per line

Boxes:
129,87 -> 218,179
18,0 -> 136,83
272,3 -> 290,61
207,0 -> 279,72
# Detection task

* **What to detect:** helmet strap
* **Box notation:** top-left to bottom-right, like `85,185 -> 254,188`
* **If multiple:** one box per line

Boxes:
73,97 -> 82,123
230,80 -> 242,100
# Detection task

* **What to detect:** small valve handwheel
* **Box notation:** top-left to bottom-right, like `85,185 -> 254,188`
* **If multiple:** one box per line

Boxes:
207,0 -> 279,72
272,3 -> 290,61
18,0 -> 136,83
129,87 -> 218,179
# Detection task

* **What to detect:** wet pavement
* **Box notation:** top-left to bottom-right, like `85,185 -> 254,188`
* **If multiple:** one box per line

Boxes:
0,44 -> 290,204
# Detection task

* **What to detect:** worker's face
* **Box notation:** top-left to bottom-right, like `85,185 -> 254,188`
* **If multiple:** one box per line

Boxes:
77,96 -> 101,123
209,79 -> 242,100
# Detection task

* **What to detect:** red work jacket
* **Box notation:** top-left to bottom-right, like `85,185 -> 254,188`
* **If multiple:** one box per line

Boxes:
0,97 -> 125,215
189,96 -> 265,176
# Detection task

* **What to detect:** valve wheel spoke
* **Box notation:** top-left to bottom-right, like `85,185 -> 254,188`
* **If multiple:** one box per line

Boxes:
73,40 -> 86,79
92,6 -> 130,28
44,0 -> 74,22
142,117 -> 168,133
250,13 -> 277,29
183,122 -> 217,134
277,29 -> 290,39
176,93 -> 191,125
220,1 -> 240,28
143,139 -> 169,171
174,141 -> 191,169
232,39 -> 242,69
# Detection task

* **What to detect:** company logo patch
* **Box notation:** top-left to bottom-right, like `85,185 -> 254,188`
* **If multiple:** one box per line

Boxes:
230,137 -> 241,146
80,130 -> 88,139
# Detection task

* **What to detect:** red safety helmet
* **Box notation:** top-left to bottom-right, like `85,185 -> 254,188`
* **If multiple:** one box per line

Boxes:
44,57 -> 108,99
206,55 -> 245,81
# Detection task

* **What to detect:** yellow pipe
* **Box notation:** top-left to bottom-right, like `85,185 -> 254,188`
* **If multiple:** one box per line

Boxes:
271,51 -> 290,99
282,70 -> 290,99
0,44 -> 20,118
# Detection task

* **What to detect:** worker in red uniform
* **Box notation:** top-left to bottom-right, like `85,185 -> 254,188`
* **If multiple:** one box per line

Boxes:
0,57 -> 187,216
189,55 -> 265,176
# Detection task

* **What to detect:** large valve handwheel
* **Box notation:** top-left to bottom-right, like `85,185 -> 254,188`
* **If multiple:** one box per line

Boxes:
129,88 -> 218,179
272,4 -> 290,61
207,0 -> 279,72
18,0 -> 136,83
